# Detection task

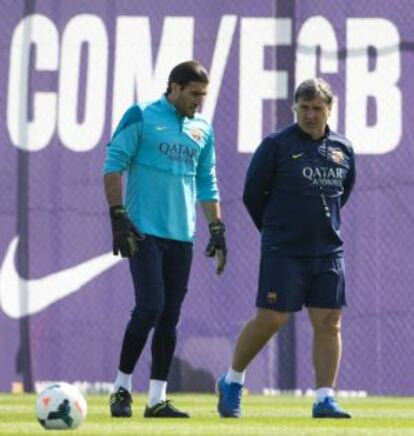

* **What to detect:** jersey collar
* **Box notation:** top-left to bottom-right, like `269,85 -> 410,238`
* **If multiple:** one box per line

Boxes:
160,94 -> 184,118
295,123 -> 331,141
160,94 -> 176,112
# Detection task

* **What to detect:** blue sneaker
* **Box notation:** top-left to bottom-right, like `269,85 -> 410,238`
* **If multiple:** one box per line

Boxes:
312,396 -> 351,418
216,375 -> 243,418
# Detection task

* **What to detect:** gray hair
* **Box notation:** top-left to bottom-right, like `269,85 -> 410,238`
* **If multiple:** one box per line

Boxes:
294,78 -> 335,106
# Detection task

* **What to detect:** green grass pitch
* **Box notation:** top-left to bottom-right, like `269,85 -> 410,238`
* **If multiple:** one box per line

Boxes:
0,393 -> 413,435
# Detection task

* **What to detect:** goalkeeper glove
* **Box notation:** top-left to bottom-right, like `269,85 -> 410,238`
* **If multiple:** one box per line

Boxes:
205,220 -> 227,275
110,205 -> 145,257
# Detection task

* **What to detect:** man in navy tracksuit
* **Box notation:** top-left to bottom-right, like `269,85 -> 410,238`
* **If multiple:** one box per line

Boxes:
217,78 -> 355,419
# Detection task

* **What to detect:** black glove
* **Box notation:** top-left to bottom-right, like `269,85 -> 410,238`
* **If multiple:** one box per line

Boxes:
110,205 -> 145,257
205,220 -> 227,274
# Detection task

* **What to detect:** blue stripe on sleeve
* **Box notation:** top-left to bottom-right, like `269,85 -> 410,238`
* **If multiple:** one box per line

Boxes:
112,105 -> 143,140
103,105 -> 143,174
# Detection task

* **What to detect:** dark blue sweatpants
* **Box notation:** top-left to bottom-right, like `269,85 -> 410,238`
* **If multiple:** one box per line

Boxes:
118,236 -> 193,380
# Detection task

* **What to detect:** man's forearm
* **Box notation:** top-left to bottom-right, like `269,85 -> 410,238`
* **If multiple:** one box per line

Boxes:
242,188 -> 266,231
104,172 -> 123,206
200,200 -> 222,223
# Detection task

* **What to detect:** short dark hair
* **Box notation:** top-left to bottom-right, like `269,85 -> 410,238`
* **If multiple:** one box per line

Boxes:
294,77 -> 335,106
165,60 -> 209,95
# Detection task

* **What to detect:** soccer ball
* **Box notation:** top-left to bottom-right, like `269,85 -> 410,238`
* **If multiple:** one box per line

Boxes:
35,382 -> 87,430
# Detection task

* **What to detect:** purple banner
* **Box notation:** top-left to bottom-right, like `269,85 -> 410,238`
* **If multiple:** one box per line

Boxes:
1,0 -> 413,395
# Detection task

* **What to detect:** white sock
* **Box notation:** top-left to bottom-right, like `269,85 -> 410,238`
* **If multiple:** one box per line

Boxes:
113,370 -> 132,393
148,379 -> 167,407
225,368 -> 245,385
315,387 -> 335,403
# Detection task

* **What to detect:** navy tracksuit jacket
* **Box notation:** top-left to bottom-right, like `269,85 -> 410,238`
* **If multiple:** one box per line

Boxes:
243,123 -> 356,257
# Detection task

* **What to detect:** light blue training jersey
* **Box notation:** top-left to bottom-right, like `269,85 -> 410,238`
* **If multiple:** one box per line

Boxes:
103,95 -> 220,242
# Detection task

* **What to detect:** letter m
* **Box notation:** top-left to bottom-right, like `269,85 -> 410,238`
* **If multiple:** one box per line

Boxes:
112,17 -> 194,131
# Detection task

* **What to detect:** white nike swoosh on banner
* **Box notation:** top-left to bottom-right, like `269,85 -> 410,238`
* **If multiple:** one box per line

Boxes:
0,237 -> 122,319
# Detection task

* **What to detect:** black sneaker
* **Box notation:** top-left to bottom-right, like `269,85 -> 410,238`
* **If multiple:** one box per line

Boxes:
110,387 -> 132,417
144,400 -> 189,418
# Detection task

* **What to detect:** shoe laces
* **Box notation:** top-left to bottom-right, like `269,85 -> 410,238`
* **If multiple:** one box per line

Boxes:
323,396 -> 338,408
163,400 -> 179,412
226,383 -> 243,406
114,388 -> 132,404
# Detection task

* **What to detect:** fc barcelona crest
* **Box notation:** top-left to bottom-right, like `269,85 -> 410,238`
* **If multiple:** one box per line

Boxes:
266,291 -> 278,305
329,148 -> 344,164
190,128 -> 203,142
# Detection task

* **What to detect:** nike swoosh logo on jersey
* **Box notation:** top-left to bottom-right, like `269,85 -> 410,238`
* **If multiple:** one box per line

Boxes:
0,236 -> 122,318
292,153 -> 304,159
155,126 -> 168,131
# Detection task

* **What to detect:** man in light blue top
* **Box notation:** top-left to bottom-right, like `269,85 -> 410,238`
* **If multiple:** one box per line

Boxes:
103,61 -> 226,418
